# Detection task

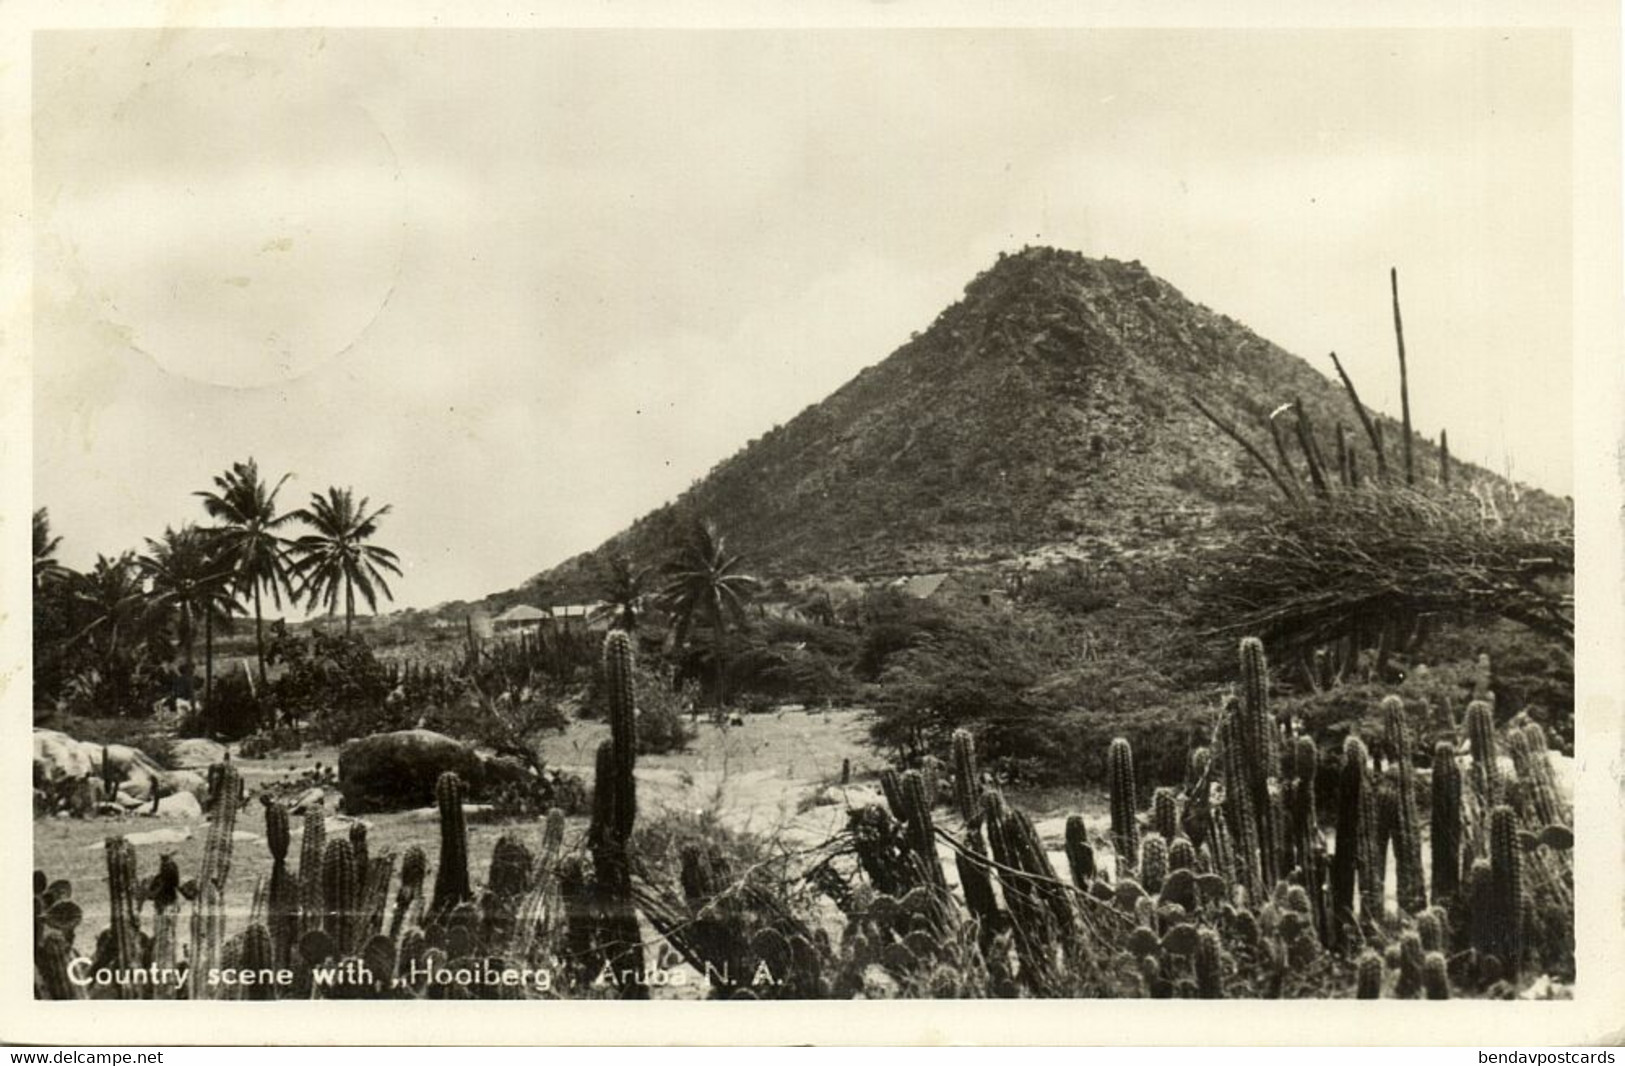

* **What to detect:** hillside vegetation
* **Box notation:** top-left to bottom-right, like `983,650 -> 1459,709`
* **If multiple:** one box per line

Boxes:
526,247 -> 1549,602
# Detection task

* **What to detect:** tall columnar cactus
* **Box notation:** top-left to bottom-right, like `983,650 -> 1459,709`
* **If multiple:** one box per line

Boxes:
1430,742 -> 1463,903
1416,908 -> 1445,953
1345,742 -> 1381,925
1205,804 -> 1237,885
323,838 -> 358,956
1383,698 -> 1426,914
359,855 -> 397,939
488,833 -> 535,900
1423,951 -> 1451,1000
265,801 -> 297,967
1507,728 -> 1563,830
1168,836 -> 1197,873
149,854 -> 181,999
1287,735 -> 1328,940
188,880 -> 226,1000
993,803 -> 1073,978
1150,787 -> 1179,842
590,629 -> 647,998
1138,835 -> 1169,895
589,740 -> 618,858
240,924 -> 276,1001
899,769 -> 946,889
602,629 -> 639,849
1395,929 -> 1425,998
1288,736 -> 1319,860
1237,637 -> 1283,887
1355,949 -> 1384,998
514,809 -> 569,963
1466,858 -> 1496,958
955,831 -> 1000,936
951,728 -> 998,929
1062,815 -> 1096,887
1489,804 -> 1523,974
1108,736 -> 1139,880
878,768 -> 906,822
1466,700 -> 1499,809
1520,721 -> 1569,825
430,771 -> 471,919
1373,781 -> 1398,918
349,821 -> 371,886
201,763 -> 240,892
104,836 -> 145,999
391,845 -> 428,941
951,728 -> 982,825
298,806 -> 327,934
1219,705 -> 1263,900
1194,927 -> 1224,999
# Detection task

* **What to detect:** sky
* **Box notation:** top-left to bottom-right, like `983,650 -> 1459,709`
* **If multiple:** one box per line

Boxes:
32,28 -> 1574,613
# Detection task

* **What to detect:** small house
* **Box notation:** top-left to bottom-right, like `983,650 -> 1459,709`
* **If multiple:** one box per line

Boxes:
492,604 -> 547,633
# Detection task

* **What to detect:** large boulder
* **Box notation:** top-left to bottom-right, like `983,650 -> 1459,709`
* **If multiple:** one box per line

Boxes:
338,729 -> 484,814
87,744 -> 167,798
160,769 -> 209,801
148,791 -> 203,820
117,768 -> 208,804
169,738 -> 229,768
32,729 -> 94,788
92,743 -> 165,778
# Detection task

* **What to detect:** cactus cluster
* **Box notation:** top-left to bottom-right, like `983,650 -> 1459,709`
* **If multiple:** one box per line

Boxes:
34,633 -> 1571,1002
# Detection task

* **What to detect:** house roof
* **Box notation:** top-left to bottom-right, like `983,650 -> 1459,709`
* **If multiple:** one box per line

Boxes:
556,601 -> 610,614
493,604 -> 547,623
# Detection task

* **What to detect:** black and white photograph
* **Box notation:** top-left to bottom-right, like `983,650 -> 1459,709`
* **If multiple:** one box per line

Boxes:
7,1 -> 1622,1046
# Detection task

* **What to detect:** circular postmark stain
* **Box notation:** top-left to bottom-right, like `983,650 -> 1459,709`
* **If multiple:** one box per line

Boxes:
47,41 -> 407,390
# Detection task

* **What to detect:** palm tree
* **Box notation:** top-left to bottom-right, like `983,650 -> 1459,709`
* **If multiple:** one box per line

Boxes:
32,509 -> 81,711
195,458 -> 298,690
592,551 -> 652,632
287,486 -> 403,635
33,509 -> 64,592
65,553 -> 155,711
69,553 -> 147,653
138,525 -> 241,707
659,519 -> 759,709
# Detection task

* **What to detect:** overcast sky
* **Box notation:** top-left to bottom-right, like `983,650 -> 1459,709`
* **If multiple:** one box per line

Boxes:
33,28 -> 1573,612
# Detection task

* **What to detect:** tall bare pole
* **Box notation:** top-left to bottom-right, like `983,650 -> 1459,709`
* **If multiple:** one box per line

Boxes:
1391,267 -> 1415,486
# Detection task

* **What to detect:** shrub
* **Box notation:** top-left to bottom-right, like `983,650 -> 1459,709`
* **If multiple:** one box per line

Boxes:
1016,560 -> 1125,615
636,664 -> 696,755
269,626 -> 396,739
583,656 -> 695,754
190,671 -> 269,741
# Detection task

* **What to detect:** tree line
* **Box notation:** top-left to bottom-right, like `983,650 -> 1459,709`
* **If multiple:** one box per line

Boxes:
33,458 -> 401,718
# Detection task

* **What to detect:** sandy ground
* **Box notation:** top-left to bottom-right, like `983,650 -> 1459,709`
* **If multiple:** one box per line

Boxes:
33,709 -> 883,946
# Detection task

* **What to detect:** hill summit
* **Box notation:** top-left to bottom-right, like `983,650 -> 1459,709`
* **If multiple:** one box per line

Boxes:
525,246 -> 1464,599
